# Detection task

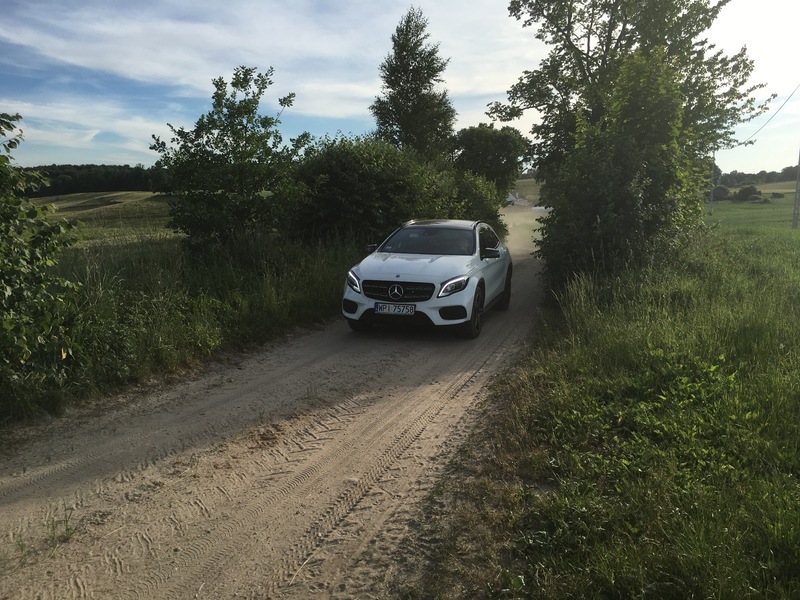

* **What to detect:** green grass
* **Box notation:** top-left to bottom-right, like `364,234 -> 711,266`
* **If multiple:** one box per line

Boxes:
407,196 -> 800,598
707,192 -> 797,229
35,191 -> 175,244
3,192 -> 363,420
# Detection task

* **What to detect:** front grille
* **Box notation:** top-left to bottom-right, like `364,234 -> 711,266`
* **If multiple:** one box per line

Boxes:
362,280 -> 435,301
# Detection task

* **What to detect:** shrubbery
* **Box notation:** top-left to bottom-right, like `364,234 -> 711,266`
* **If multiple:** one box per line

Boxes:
1,113 -> 77,420
713,185 -> 730,200
733,184 -> 762,202
291,136 -> 441,242
291,135 -> 509,243
150,66 -> 309,248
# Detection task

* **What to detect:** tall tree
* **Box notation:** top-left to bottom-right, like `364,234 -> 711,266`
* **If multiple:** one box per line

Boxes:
452,123 -> 530,197
491,0 -> 769,285
370,7 -> 456,160
151,66 -> 308,247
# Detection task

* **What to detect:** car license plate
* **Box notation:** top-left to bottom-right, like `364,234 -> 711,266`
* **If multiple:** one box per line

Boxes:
374,302 -> 415,316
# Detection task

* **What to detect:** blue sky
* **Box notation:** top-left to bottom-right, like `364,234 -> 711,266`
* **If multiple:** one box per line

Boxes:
2,0 -> 797,174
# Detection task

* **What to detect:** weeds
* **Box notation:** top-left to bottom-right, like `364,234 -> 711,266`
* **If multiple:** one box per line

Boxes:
47,503 -> 77,553
411,205 -> 800,598
2,213 -> 363,420
15,538 -> 29,564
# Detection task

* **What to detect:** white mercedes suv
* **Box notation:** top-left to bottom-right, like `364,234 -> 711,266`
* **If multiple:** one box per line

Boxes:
342,219 -> 512,338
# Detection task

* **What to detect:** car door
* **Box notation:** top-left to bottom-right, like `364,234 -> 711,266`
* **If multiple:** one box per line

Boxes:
478,224 -> 508,302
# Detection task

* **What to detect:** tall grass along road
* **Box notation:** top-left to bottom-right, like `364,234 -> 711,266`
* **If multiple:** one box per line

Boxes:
0,205 -> 543,598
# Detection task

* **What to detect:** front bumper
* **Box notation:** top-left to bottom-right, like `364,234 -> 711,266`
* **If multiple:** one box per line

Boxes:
341,280 -> 476,327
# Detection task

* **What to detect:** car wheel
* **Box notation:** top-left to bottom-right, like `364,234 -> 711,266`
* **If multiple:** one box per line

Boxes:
459,286 -> 484,339
347,318 -> 371,332
496,268 -> 512,311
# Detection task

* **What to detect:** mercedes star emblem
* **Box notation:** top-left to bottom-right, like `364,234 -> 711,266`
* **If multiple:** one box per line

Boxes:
388,284 -> 404,300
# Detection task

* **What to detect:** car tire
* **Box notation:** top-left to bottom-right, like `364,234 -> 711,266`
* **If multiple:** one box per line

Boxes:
347,318 -> 371,332
459,286 -> 484,339
496,268 -> 512,311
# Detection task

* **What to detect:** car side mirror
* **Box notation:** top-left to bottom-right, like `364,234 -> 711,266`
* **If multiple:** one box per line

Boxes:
481,247 -> 500,259
365,243 -> 378,254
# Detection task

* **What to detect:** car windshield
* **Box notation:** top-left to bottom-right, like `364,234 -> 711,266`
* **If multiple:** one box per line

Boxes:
379,227 -> 475,256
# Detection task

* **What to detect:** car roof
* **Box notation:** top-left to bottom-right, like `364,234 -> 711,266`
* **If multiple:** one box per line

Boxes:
402,219 -> 479,230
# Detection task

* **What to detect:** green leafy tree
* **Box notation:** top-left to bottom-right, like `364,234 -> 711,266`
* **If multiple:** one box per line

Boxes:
733,185 -> 761,202
370,7 -> 456,160
780,165 -> 798,182
452,123 -> 530,197
291,135 -> 449,242
291,134 -> 508,242
536,50 -> 695,279
151,66 -> 308,247
451,170 -> 509,238
1,113 -> 76,419
491,0 -> 769,286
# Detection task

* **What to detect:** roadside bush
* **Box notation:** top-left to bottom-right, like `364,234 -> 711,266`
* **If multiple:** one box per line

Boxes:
452,170 -> 508,237
150,67 -> 309,248
535,50 -> 705,288
291,136 -> 446,242
712,184 -> 730,200
733,185 -> 761,202
0,113 -> 78,421
292,135 -> 509,244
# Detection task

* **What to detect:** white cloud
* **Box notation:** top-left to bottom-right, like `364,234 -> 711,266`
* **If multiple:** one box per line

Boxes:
3,0 -> 795,171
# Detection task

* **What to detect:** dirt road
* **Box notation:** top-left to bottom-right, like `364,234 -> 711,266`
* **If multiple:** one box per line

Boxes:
0,205 -> 543,599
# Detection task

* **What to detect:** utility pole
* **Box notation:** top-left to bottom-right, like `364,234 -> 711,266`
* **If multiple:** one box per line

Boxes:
794,146 -> 800,229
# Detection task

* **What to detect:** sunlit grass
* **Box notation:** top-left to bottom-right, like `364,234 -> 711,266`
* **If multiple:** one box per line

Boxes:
410,193 -> 800,598
706,184 -> 797,228
36,191 -> 174,244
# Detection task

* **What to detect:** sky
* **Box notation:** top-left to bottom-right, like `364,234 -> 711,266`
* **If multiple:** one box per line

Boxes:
1,0 -> 797,175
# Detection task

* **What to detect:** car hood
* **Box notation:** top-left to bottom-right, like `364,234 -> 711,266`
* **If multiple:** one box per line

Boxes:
355,253 -> 477,280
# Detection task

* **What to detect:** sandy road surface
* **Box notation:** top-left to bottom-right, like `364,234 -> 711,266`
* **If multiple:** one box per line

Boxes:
0,205 -> 543,599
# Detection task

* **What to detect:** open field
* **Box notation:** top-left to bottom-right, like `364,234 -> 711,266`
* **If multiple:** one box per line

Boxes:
743,181 -> 797,195
34,191 -> 173,243
708,187 -> 797,228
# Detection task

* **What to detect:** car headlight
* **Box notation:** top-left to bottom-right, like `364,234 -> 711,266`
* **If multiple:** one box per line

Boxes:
346,269 -> 362,294
438,275 -> 469,298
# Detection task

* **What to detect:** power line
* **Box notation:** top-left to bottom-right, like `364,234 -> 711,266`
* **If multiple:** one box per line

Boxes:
740,81 -> 800,145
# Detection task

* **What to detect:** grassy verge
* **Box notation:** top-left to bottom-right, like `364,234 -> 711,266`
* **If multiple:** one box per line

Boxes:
407,199 -> 800,598
2,193 -> 364,421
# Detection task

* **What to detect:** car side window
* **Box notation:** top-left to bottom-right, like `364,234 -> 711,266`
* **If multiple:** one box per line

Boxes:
479,226 -> 499,250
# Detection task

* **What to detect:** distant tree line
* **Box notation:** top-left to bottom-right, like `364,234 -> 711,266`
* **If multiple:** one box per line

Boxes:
23,163 -> 161,197
22,160 -> 792,200
718,165 -> 797,188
